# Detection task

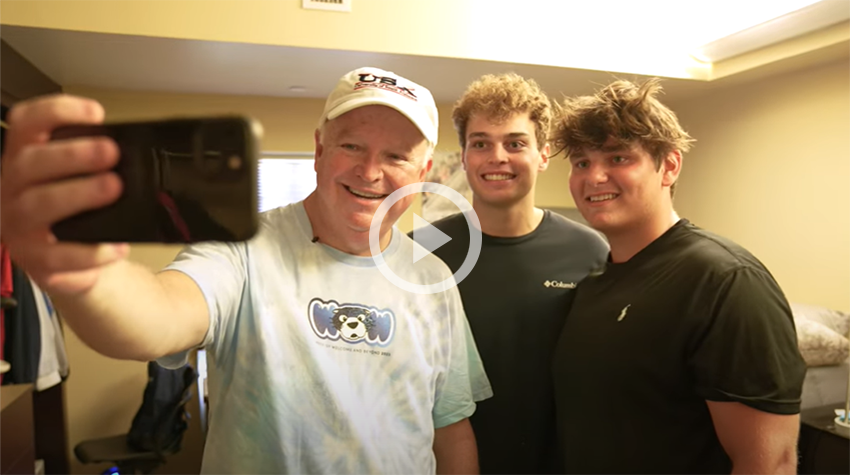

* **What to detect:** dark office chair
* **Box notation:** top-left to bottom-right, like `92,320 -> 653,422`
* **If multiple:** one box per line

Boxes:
74,363 -> 196,474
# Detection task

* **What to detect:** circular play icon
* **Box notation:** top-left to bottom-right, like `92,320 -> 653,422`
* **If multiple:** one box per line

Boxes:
369,182 -> 481,295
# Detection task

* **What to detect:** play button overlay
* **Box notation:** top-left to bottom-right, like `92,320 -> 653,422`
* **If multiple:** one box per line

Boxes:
411,214 -> 451,264
370,182 -> 481,295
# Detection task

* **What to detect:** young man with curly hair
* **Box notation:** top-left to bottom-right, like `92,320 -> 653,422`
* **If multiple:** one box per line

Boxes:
414,73 -> 608,474
551,78 -> 806,474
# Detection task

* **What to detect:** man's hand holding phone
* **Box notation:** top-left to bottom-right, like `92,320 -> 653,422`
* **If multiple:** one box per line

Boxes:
1,94 -> 260,297
1,95 -> 130,297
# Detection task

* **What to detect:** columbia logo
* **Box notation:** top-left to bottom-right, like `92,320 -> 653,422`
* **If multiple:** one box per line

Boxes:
543,280 -> 576,289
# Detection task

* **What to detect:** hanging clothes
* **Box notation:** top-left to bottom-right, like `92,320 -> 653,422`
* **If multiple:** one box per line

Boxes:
4,264 -> 41,385
2,262 -> 71,389
0,244 -> 13,384
29,278 -> 70,390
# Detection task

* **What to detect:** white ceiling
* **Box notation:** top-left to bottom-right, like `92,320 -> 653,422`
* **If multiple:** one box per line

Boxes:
1,25 -> 845,105
2,25 -> 714,103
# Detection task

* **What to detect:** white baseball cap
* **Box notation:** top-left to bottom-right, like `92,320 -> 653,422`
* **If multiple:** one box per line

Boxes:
318,67 -> 438,147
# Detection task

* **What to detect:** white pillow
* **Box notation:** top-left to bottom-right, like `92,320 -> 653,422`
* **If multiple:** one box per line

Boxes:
795,318 -> 850,367
791,302 -> 850,337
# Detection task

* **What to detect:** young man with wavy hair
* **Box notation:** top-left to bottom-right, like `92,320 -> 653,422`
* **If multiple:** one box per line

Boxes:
414,73 -> 608,474
551,78 -> 805,474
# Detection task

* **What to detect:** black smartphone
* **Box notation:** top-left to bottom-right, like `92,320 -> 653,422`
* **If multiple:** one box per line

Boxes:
50,116 -> 260,243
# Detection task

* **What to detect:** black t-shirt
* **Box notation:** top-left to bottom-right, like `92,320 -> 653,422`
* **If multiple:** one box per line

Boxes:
414,211 -> 609,474
552,219 -> 806,474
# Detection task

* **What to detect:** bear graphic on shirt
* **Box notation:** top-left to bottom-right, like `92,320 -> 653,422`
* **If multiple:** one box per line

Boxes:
308,298 -> 395,346
332,306 -> 373,342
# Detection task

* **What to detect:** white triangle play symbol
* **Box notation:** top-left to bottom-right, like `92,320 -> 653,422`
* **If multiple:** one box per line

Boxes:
412,214 -> 452,264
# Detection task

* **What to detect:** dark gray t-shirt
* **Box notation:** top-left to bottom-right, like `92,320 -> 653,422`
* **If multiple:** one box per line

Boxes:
414,210 -> 608,474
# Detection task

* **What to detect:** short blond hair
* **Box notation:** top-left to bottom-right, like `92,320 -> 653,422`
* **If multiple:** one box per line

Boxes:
552,78 -> 694,168
452,73 -> 552,150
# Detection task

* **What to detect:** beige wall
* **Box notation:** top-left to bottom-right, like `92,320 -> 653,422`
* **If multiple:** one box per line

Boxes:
0,0 -> 474,65
536,156 -> 574,208
671,58 -> 850,312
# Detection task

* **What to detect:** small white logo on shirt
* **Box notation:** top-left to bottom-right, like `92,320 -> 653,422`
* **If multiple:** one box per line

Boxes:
543,280 -> 576,289
617,304 -> 631,322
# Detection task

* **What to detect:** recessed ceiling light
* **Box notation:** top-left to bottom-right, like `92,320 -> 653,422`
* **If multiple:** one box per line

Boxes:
289,86 -> 308,93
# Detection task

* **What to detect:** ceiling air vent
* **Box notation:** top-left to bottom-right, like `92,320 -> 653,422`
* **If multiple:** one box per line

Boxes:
302,0 -> 351,12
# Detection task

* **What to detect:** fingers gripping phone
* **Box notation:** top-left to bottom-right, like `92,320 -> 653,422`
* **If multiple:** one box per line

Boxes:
50,117 -> 260,243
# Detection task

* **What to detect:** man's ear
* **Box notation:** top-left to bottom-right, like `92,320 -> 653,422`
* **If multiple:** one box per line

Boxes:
661,150 -> 682,188
538,142 -> 551,172
419,156 -> 433,181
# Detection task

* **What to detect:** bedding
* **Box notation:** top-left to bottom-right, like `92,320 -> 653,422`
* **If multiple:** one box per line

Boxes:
795,318 -> 850,367
791,302 -> 850,337
791,302 -> 850,410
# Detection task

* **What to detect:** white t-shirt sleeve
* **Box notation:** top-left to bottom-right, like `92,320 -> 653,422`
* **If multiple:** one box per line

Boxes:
432,287 -> 493,428
156,240 -> 248,369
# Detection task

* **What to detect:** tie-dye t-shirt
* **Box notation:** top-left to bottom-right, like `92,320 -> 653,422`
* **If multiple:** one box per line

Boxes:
159,201 -> 492,474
